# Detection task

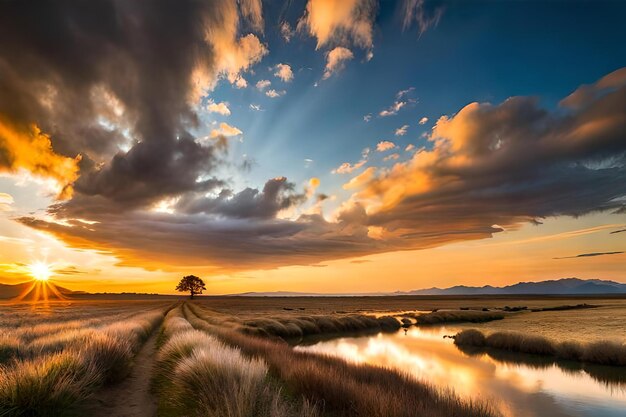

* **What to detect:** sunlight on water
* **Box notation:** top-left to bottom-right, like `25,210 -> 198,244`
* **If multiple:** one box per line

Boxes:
296,327 -> 626,417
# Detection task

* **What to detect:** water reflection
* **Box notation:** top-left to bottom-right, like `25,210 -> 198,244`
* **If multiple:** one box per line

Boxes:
295,326 -> 626,417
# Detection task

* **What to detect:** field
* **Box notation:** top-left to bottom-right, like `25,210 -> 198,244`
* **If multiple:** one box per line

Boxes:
0,295 -> 625,416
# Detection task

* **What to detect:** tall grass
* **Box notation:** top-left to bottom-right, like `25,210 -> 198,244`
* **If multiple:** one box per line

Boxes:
186,303 -> 499,417
454,329 -> 626,366
0,307 -> 169,416
413,310 -> 504,325
239,313 -> 401,339
154,306 -> 319,417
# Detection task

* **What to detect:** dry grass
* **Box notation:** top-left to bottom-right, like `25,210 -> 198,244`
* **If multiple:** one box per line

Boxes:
414,310 -> 505,325
154,306 -> 320,417
454,329 -> 626,366
186,303 -> 499,417
0,302 -> 170,416
241,314 -> 401,339
0,352 -> 100,416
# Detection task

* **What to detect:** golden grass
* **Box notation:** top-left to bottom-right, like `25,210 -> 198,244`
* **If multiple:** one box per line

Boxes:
154,306 -> 320,417
0,303 -> 170,416
454,329 -> 626,366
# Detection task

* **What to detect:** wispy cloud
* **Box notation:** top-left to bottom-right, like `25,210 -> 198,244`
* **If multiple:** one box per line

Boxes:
323,47 -> 354,79
553,251 -> 624,259
395,125 -> 409,136
265,89 -> 285,98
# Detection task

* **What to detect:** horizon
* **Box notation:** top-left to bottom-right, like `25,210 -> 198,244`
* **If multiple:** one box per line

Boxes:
0,0 -> 625,295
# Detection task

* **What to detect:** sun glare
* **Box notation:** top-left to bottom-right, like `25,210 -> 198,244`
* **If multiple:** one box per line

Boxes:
28,261 -> 53,281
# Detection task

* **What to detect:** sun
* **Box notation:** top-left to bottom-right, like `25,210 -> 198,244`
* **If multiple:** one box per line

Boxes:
27,261 -> 53,282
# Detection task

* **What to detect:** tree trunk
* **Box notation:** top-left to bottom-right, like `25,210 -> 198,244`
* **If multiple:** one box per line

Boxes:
190,291 -> 194,299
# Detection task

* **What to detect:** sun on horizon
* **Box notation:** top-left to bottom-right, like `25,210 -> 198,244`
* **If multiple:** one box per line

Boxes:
27,261 -> 53,282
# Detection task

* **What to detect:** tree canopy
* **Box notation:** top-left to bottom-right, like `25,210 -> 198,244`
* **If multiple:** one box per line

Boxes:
175,275 -> 206,299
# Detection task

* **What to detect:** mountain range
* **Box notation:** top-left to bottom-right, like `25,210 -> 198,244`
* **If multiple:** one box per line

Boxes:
235,278 -> 626,297
396,278 -> 626,296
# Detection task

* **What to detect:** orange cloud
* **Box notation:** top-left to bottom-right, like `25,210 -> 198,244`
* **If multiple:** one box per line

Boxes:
297,0 -> 376,50
0,119 -> 80,199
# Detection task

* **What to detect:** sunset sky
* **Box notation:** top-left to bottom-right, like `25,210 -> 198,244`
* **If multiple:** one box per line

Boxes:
0,0 -> 625,294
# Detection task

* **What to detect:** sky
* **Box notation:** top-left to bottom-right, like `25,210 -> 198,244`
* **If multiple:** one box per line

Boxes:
0,0 -> 625,294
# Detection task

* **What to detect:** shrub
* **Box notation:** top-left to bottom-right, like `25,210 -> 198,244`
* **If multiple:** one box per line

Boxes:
454,329 -> 486,347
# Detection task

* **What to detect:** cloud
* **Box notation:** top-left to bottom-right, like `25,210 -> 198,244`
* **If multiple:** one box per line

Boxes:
265,89 -> 285,98
383,153 -> 400,161
553,251 -> 624,260
610,228 -> 626,234
273,63 -> 294,82
376,141 -> 396,152
0,192 -> 14,212
239,0 -> 264,32
297,0 -> 377,50
280,21 -> 294,42
0,120 -> 81,199
396,87 -> 415,99
560,67 -> 626,109
249,104 -> 263,111
405,144 -> 415,152
395,125 -> 409,136
210,122 -> 243,138
256,79 -> 271,90
379,101 -> 406,117
346,68 -> 626,248
402,0 -> 445,36
419,117 -> 428,125
364,114 -> 372,122
234,76 -> 248,88
0,0 -> 269,208
206,100 -> 231,115
333,160 -> 367,174
323,47 -> 354,79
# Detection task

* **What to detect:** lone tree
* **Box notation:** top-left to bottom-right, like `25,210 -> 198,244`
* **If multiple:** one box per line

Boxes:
176,275 -> 206,299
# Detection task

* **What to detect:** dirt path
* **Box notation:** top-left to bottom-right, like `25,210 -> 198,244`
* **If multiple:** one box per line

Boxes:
90,332 -> 159,417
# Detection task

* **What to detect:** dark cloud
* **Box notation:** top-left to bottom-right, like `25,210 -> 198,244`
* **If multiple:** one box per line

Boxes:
175,177 -> 306,219
0,0 -> 264,204
553,252 -> 624,260
610,228 -> 626,234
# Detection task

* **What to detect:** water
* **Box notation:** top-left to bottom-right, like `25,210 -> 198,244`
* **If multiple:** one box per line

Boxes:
295,326 -> 626,417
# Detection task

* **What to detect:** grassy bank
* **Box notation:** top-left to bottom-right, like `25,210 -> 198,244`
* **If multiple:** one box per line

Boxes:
412,310 -> 505,325
454,329 -> 626,366
186,302 -> 499,417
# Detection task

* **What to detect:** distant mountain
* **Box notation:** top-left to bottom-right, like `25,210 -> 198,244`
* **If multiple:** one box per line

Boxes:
400,278 -> 626,296
0,281 -> 77,300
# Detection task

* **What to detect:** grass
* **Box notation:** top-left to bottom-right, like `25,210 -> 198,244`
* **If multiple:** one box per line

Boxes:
186,302 -> 499,417
0,352 -> 100,417
0,303 -> 171,416
154,306 -> 320,417
241,314 -> 401,339
454,329 -> 626,366
412,310 -> 505,325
